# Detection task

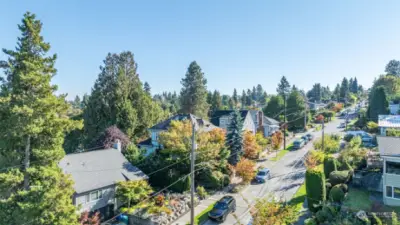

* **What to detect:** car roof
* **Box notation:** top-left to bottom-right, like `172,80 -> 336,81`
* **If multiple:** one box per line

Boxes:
219,196 -> 234,203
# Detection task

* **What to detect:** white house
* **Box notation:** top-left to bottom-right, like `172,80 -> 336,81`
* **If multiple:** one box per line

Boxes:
59,141 -> 148,219
378,115 -> 400,136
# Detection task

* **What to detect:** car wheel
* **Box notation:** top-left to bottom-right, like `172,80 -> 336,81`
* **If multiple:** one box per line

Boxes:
221,214 -> 227,222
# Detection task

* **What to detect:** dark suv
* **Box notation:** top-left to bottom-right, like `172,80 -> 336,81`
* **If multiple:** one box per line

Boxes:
208,196 -> 236,222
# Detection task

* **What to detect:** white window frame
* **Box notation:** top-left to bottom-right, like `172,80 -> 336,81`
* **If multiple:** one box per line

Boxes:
385,186 -> 400,200
87,190 -> 103,202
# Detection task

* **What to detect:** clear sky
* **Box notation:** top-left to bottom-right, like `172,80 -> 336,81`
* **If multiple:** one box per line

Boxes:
1,1 -> 400,99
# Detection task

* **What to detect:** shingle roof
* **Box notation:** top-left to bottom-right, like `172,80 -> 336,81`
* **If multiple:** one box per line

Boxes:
149,114 -> 216,132
379,115 -> 400,128
377,136 -> 400,156
138,138 -> 152,146
210,110 -> 248,126
263,116 -> 279,126
59,149 -> 147,194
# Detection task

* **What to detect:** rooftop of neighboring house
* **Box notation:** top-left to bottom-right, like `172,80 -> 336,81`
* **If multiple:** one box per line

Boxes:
378,115 -> 400,128
263,116 -> 279,126
210,110 -> 251,126
377,136 -> 400,157
149,114 -> 217,132
59,148 -> 147,194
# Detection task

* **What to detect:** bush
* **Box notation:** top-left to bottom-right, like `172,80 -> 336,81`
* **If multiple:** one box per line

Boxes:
329,170 -> 350,186
371,213 -> 383,225
348,136 -> 362,149
306,168 -> 326,212
329,185 -> 345,203
304,218 -> 317,225
338,183 -> 348,193
196,186 -> 208,200
339,159 -> 353,171
387,128 -> 400,137
344,134 -> 354,142
323,157 -> 338,178
201,170 -> 230,189
313,135 -> 340,153
326,182 -> 332,198
367,121 -> 379,133
235,158 -> 256,183
338,148 -> 368,170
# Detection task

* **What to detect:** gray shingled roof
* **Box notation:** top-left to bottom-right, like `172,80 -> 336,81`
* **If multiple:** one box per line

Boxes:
149,114 -> 217,132
263,116 -> 279,125
59,149 -> 147,194
377,136 -> 400,156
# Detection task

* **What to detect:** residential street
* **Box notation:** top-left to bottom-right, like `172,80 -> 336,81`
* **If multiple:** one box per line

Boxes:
175,117 -> 345,225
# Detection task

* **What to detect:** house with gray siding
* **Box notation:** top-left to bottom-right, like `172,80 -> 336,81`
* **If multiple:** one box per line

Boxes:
377,136 -> 400,206
59,141 -> 147,219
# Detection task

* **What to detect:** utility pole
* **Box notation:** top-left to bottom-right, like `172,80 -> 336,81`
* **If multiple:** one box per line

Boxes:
283,95 -> 287,150
190,121 -> 196,225
322,119 -> 325,152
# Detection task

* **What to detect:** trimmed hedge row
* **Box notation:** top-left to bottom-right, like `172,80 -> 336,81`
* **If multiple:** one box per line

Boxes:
329,170 -> 350,186
306,168 -> 326,212
323,156 -> 338,178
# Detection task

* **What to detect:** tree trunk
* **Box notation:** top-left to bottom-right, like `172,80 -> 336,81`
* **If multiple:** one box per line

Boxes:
23,135 -> 31,190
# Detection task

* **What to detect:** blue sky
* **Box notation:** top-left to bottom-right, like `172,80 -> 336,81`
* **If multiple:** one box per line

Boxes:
1,1 -> 400,99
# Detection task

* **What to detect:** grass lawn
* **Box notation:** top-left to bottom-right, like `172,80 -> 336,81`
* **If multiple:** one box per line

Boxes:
343,188 -> 400,213
289,182 -> 306,212
188,202 -> 216,225
271,144 -> 293,161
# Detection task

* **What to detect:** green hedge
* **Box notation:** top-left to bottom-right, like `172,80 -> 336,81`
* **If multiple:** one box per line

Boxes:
329,170 -> 350,186
323,157 -> 338,178
306,168 -> 326,212
329,185 -> 345,203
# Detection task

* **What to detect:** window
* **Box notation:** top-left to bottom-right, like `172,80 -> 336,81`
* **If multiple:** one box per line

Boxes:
89,190 -> 103,201
386,161 -> 400,175
395,187 -> 400,199
387,186 -> 393,197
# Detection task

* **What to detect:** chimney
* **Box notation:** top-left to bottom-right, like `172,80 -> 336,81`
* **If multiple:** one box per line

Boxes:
113,139 -> 121,152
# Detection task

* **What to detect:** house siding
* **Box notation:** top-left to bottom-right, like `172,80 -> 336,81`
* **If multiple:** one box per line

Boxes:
243,113 -> 256,134
75,186 -> 116,213
383,157 -> 400,206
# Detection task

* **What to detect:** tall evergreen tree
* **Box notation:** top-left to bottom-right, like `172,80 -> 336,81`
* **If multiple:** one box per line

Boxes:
333,84 -> 341,101
180,61 -> 209,118
206,91 -> 213,106
276,76 -> 291,97
368,86 -> 389,122
72,95 -> 81,109
286,90 -> 306,130
385,59 -> 400,76
241,90 -> 246,108
221,95 -> 230,109
252,86 -> 257,101
226,109 -> 244,166
256,84 -> 264,102
263,95 -> 284,120
0,12 -> 82,224
232,88 -> 238,106
340,78 -> 349,102
84,52 -> 164,140
259,91 -> 268,106
144,81 -> 151,95
351,77 -> 358,93
246,89 -> 253,106
211,90 -> 222,112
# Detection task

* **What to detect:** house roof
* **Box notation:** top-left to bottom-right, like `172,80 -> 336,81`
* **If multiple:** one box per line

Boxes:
138,138 -> 152,146
149,114 -> 216,132
378,115 -> 400,128
210,110 -> 249,126
59,149 -> 147,194
263,116 -> 279,126
377,136 -> 400,156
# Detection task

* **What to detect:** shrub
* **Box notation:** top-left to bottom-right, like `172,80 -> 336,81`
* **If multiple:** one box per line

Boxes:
326,182 -> 332,198
235,158 -> 256,183
323,157 -> 338,178
338,183 -> 348,193
329,170 -> 350,186
304,218 -> 317,225
339,159 -> 353,171
306,168 -> 326,212
371,213 -> 383,225
155,194 -> 165,206
348,136 -> 362,149
344,134 -> 354,142
313,135 -> 340,153
387,128 -> 400,137
243,131 -> 262,159
329,185 -> 345,203
338,148 -> 368,170
196,186 -> 208,200
367,121 -> 379,133
201,170 -> 229,189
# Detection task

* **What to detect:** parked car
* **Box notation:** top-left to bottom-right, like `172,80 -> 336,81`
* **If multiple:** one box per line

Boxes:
301,135 -> 309,144
292,139 -> 305,150
337,122 -> 346,128
208,196 -> 236,222
306,133 -> 313,141
254,168 -> 271,183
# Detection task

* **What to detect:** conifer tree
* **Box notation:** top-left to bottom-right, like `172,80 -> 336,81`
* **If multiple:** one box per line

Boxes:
180,61 -> 209,118
0,12 -> 82,225
232,88 -> 238,106
226,109 -> 244,165
144,81 -> 151,95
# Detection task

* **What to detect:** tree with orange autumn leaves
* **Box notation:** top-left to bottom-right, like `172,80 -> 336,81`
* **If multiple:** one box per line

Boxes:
243,131 -> 262,159
235,158 -> 256,183
271,130 -> 283,151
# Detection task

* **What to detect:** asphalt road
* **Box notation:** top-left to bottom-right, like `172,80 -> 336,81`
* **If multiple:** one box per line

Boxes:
203,118 -> 345,225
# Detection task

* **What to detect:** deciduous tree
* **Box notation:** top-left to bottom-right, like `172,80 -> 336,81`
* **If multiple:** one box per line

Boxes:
385,59 -> 400,76
243,131 -> 261,159
235,158 -> 256,183
116,180 -> 153,207
263,95 -> 283,120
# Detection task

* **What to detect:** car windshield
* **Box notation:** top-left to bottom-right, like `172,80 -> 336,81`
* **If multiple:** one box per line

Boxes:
257,171 -> 266,176
214,202 -> 228,209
